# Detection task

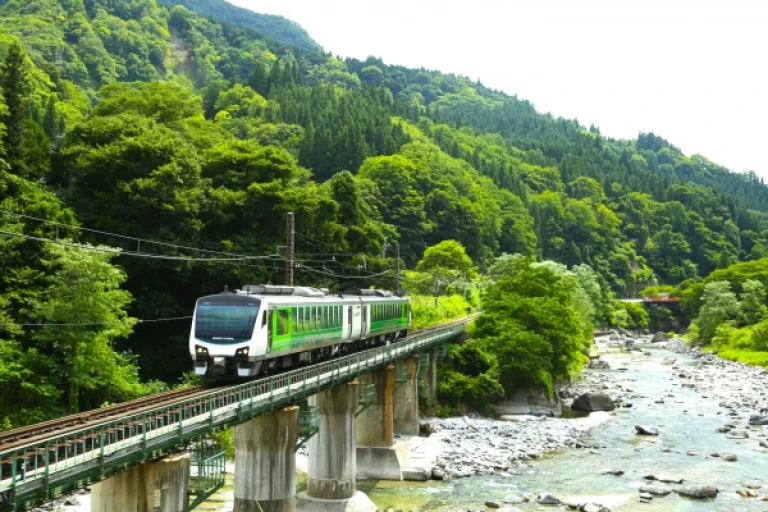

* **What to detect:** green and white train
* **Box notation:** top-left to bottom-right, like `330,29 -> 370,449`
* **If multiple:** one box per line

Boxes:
189,285 -> 411,378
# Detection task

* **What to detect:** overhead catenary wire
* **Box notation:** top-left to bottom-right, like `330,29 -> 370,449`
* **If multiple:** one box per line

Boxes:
0,208 -> 246,258
1,209 -> 397,280
1,228 -> 393,279
0,316 -> 193,328
0,229 -> 283,262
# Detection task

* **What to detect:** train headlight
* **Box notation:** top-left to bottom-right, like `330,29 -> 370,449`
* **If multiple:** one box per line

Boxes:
235,347 -> 249,357
195,345 -> 209,356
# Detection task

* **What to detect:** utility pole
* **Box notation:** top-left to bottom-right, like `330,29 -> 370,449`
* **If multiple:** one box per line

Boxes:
395,244 -> 400,296
285,212 -> 294,286
462,271 -> 467,300
433,274 -> 439,308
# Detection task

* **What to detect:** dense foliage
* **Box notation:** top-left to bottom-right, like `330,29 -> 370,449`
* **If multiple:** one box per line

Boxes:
437,257 -> 595,413
157,0 -> 320,51
2,0 -> 768,424
675,259 -> 768,367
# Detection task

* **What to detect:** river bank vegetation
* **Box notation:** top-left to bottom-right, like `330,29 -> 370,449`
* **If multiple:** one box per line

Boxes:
2,0 -> 768,425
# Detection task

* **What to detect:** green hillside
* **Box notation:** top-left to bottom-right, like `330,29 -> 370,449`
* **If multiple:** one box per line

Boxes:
157,0 -> 321,51
1,0 -> 768,423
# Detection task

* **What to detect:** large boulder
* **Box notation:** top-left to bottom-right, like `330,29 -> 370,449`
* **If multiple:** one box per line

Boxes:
652,331 -> 669,342
537,493 -> 560,505
678,486 -> 718,499
572,393 -> 615,412
749,414 -> 768,425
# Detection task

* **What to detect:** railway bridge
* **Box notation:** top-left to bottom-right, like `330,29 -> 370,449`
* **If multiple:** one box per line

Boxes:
0,318 -> 472,512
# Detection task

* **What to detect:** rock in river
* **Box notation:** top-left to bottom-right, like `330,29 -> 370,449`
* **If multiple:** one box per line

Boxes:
537,493 -> 560,505
749,414 -> 768,425
572,392 -> 615,412
678,485 -> 719,499
639,485 -> 672,496
635,424 -> 659,435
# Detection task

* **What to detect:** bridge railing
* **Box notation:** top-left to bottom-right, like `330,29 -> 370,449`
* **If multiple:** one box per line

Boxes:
0,322 -> 467,507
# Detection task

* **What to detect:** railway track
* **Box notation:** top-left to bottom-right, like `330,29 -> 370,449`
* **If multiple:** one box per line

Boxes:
0,314 -> 478,452
0,384 -> 219,450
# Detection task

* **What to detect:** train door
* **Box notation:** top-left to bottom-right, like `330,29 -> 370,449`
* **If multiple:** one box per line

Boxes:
361,305 -> 368,339
347,306 -> 353,339
350,304 -> 362,340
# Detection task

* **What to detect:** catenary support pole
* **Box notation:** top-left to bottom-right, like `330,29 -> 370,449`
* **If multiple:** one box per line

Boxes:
285,212 -> 294,286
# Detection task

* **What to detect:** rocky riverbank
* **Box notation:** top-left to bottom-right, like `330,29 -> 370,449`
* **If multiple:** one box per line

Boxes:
422,412 -> 612,481
666,339 -> 768,439
399,335 -> 768,511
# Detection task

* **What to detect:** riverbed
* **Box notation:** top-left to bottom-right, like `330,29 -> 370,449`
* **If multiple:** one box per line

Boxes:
187,340 -> 768,512
363,342 -> 768,511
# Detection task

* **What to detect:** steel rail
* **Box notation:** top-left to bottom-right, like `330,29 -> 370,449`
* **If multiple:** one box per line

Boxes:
0,386 -> 218,450
0,315 -> 474,510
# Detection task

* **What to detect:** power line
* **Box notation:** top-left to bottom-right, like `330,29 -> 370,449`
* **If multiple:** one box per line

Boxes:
0,209 -> 248,258
294,263 -> 391,279
1,211 -> 395,280
0,228 -> 391,280
295,231 -> 337,252
0,230 -> 282,263
0,316 -> 193,328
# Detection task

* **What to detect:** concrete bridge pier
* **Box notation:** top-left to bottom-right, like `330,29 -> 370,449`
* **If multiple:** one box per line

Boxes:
234,406 -> 299,512
296,380 -> 376,512
393,354 -> 420,436
91,453 -> 189,512
355,365 -> 410,480
424,347 -> 439,405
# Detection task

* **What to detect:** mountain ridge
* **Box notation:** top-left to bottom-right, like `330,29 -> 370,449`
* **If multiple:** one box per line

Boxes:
157,0 -> 321,51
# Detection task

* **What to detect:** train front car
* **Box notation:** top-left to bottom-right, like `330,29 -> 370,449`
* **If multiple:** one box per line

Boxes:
189,293 -> 267,378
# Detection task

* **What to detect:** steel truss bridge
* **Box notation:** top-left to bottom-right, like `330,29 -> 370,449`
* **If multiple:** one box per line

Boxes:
0,319 -> 470,510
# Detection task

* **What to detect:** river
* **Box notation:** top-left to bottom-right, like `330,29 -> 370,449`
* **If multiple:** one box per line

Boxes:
194,342 -> 767,512
362,343 -> 768,511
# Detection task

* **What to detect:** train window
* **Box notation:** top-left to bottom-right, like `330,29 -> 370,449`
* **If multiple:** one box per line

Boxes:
292,308 -> 298,334
276,309 -> 289,336
319,307 -> 324,329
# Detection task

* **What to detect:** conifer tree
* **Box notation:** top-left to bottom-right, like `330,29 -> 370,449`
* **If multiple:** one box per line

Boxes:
247,64 -> 269,96
0,40 -> 29,174
43,96 -> 57,139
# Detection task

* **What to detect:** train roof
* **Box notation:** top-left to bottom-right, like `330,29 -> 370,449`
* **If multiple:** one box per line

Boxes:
196,285 -> 408,305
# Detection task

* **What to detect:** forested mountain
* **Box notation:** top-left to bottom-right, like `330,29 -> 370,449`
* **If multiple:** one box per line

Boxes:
1,0 -> 768,422
156,0 -> 320,51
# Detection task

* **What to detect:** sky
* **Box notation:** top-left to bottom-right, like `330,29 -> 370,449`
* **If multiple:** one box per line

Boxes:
229,0 -> 768,178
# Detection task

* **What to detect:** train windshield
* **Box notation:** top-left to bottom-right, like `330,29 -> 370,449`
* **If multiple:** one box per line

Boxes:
195,296 -> 261,340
